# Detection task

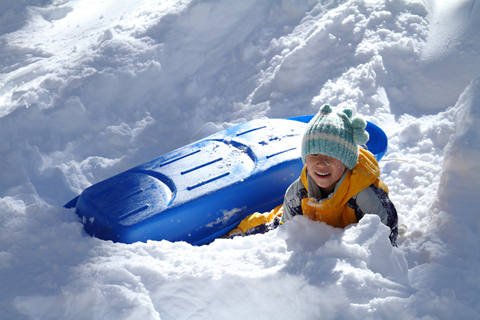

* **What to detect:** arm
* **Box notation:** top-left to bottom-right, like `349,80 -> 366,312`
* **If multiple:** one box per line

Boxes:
354,185 -> 399,245
281,178 -> 308,223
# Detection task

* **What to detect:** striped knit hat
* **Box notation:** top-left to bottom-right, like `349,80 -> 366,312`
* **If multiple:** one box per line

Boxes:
302,105 -> 369,169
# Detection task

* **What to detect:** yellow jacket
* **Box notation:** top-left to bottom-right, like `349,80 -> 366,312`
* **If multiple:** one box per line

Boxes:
227,148 -> 394,240
299,147 -> 388,228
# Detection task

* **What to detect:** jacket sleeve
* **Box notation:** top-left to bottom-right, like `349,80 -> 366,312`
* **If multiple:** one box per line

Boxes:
281,178 -> 308,223
353,185 -> 399,246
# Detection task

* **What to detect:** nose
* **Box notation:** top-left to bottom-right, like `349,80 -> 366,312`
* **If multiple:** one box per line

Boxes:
315,155 -> 330,167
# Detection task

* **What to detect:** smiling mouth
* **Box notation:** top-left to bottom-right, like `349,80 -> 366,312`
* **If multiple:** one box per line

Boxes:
316,172 -> 330,177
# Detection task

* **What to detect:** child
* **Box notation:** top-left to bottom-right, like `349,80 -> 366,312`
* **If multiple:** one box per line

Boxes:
227,105 -> 398,246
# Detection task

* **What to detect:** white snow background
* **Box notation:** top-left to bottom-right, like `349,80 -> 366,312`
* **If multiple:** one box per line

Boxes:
1,0 -> 480,319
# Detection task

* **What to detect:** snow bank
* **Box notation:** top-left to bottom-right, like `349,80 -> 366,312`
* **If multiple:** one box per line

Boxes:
11,215 -> 410,320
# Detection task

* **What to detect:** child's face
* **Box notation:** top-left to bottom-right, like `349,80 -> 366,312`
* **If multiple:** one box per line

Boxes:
305,154 -> 346,194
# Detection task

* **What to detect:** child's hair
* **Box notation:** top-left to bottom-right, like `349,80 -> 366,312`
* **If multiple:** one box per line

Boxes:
302,105 -> 369,169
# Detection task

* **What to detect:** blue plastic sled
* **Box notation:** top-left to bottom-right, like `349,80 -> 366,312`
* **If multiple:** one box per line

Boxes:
65,116 -> 387,245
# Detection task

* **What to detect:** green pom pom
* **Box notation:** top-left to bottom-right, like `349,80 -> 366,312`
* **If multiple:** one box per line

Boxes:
353,129 -> 369,145
320,104 -> 332,114
342,108 -> 353,118
351,116 -> 367,130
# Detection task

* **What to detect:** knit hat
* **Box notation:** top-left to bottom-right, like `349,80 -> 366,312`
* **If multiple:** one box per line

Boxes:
301,105 -> 369,169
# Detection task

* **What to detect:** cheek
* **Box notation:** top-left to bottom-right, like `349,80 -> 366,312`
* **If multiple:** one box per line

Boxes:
332,161 -> 346,177
332,160 -> 345,170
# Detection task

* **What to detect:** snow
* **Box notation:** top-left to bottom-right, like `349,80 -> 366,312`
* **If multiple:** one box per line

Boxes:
1,0 -> 480,319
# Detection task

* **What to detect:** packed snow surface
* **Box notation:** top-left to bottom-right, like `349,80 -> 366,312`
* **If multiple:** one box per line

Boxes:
1,0 -> 480,319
